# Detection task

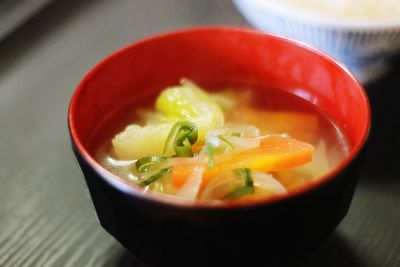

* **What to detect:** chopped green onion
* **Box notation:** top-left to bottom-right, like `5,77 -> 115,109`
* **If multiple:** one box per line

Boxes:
224,168 -> 254,199
174,138 -> 192,157
137,167 -> 172,187
206,143 -> 215,168
218,135 -> 235,150
135,155 -> 166,172
163,121 -> 198,157
238,168 -> 253,187
224,185 -> 254,199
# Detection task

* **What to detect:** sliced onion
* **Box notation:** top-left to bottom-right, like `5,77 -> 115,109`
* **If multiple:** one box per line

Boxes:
227,133 -> 291,150
252,171 -> 287,194
205,130 -> 260,151
175,166 -> 204,200
207,135 -> 221,147
228,136 -> 261,150
200,170 -> 243,200
293,139 -> 330,178
207,124 -> 261,138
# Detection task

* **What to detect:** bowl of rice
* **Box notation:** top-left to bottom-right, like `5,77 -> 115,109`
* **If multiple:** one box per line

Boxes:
233,0 -> 400,84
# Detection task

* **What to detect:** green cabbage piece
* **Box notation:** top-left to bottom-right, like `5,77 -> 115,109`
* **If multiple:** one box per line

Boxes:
112,79 -> 224,160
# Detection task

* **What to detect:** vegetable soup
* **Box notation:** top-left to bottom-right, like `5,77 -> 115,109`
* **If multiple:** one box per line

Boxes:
95,79 -> 349,203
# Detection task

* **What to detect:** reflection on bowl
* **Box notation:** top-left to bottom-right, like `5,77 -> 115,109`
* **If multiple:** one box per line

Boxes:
68,27 -> 370,267
233,0 -> 400,84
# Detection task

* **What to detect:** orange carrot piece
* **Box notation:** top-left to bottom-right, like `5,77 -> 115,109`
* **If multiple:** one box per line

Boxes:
172,136 -> 314,189
172,163 -> 218,189
191,140 -> 205,154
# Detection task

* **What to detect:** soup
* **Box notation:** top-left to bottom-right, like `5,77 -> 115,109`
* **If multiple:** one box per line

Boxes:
95,79 -> 349,202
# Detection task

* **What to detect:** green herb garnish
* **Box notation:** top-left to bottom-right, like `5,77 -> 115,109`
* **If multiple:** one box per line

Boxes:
137,167 -> 172,187
224,168 -> 254,199
163,121 -> 198,157
135,155 -> 166,172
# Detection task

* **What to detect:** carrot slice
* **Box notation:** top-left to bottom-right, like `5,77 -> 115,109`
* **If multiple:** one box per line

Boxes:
172,136 -> 314,188
191,140 -> 205,154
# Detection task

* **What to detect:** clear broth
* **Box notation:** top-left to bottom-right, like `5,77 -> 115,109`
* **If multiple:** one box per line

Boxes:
94,84 -> 349,199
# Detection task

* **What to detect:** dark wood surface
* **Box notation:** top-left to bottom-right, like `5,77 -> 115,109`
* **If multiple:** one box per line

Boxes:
0,0 -> 399,266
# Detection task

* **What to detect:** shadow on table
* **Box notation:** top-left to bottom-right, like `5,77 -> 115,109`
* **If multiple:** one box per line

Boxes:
282,231 -> 367,267
111,231 -> 366,267
360,63 -> 400,183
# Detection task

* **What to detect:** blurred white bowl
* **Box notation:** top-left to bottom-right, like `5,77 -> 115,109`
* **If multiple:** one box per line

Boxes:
233,0 -> 400,84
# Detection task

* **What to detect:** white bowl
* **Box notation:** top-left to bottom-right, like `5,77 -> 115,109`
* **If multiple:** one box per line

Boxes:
233,0 -> 400,84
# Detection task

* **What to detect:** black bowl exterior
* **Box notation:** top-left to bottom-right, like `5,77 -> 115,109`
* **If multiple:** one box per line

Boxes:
72,141 -> 366,267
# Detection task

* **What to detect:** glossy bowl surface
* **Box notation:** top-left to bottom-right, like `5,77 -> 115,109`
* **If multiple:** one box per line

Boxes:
69,27 -> 370,267
233,0 -> 400,84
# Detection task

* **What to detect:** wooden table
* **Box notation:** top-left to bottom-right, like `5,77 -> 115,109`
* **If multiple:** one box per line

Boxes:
0,0 -> 399,266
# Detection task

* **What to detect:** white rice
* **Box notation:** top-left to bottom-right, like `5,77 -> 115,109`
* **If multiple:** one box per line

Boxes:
274,0 -> 400,20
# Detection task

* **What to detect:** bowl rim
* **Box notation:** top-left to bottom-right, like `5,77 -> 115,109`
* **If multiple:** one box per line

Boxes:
68,26 -> 371,210
236,0 -> 400,29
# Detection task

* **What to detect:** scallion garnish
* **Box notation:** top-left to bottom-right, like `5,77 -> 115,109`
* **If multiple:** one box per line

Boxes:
163,121 -> 198,157
174,138 -> 192,157
137,167 -> 172,187
238,168 -> 253,187
224,185 -> 254,199
224,168 -> 254,199
135,155 -> 166,172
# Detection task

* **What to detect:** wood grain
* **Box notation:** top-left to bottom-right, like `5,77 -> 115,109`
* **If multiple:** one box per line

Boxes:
0,0 -> 399,266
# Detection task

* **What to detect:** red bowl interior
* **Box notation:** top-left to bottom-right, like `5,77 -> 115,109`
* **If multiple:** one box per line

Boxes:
69,27 -> 370,207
